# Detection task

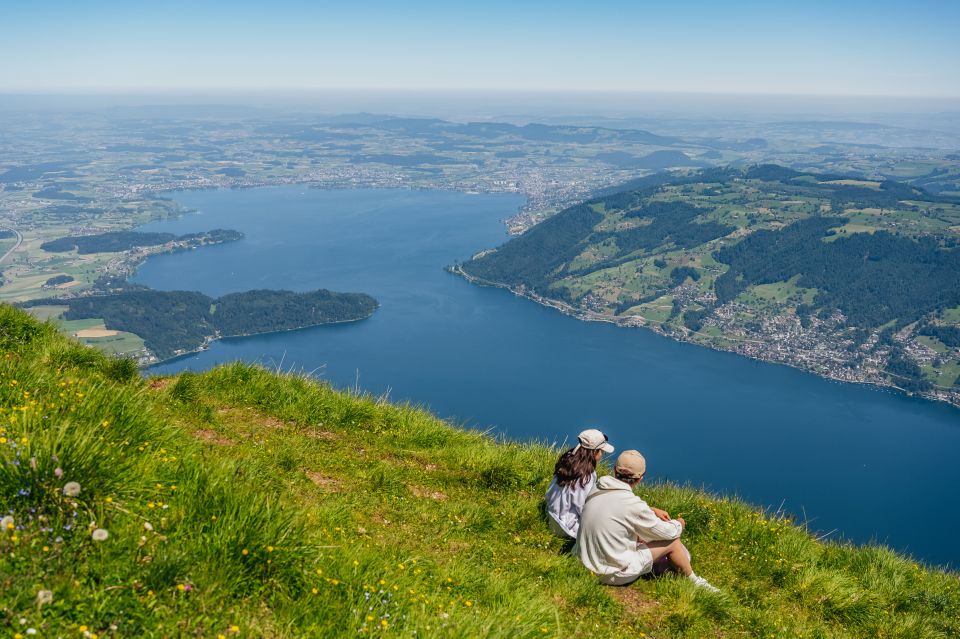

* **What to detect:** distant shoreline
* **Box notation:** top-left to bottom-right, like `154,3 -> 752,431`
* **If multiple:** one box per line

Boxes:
449,264 -> 960,411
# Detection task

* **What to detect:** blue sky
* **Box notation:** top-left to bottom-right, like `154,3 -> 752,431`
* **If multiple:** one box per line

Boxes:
2,0 -> 958,96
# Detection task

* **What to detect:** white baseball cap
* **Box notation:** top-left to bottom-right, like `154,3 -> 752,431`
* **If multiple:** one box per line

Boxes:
574,428 -> 614,454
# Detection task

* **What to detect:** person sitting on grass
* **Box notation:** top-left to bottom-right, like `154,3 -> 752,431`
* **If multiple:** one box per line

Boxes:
544,429 -> 614,539
573,450 -> 719,592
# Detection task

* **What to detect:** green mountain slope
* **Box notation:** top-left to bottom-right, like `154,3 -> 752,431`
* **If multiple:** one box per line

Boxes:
0,305 -> 958,638
460,165 -> 960,404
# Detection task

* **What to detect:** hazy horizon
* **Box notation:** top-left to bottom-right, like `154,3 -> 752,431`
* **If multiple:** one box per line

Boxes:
4,1 -> 958,97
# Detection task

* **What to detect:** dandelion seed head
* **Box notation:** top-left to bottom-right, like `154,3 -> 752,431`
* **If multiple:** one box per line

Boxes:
36,590 -> 53,605
63,481 -> 81,497
91,528 -> 109,542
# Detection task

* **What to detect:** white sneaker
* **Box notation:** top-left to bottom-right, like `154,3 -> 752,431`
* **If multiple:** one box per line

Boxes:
688,574 -> 720,593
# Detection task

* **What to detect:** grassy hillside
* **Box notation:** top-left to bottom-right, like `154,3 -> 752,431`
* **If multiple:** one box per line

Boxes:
461,165 -> 960,403
0,304 -> 957,638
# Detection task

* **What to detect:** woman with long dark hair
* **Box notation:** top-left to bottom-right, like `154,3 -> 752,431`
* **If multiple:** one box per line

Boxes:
545,429 -> 614,539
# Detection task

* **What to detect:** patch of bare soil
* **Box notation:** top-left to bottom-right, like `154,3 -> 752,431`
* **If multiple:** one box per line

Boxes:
306,430 -> 339,441
408,485 -> 448,501
607,585 -> 660,618
192,429 -> 234,446
305,471 -> 341,492
147,378 -> 173,391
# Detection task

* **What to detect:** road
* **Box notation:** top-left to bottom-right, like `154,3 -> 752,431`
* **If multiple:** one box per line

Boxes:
0,227 -> 22,264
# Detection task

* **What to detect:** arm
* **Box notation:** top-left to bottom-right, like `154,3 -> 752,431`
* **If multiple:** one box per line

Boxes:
628,499 -> 683,542
650,506 -> 671,522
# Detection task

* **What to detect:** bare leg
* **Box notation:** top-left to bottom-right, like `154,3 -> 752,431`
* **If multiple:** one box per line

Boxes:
645,538 -> 693,576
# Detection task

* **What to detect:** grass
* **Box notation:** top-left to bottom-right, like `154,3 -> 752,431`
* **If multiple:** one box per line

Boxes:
77,331 -> 147,357
1,304 -> 958,638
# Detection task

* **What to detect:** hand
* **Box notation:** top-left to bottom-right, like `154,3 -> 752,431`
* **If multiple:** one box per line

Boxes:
651,506 -> 671,522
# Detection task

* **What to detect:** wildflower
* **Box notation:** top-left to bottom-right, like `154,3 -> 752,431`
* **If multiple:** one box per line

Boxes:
36,590 -> 53,605
54,467 -> 63,478
91,528 -> 109,542
229,625 -> 240,634
143,522 -> 153,531
63,482 -> 82,497
241,548 -> 248,555
1,515 -> 14,530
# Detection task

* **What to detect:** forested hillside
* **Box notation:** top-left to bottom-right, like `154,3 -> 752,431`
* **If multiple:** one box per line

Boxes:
461,165 -> 960,405
41,288 -> 377,360
40,229 -> 243,254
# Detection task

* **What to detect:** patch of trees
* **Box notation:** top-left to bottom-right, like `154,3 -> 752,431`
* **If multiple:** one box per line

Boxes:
713,217 -> 960,328
918,324 -> 960,348
462,203 -> 603,293
825,181 -> 922,210
42,231 -> 176,253
44,275 -> 74,286
670,266 -> 701,285
886,351 -> 933,393
58,288 -> 377,361
214,289 -> 378,336
744,165 -> 807,182
682,308 -> 709,332
41,229 -> 243,254
610,201 -> 732,258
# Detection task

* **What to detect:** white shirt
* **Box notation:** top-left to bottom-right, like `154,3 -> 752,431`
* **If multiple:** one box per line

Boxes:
545,471 -> 596,538
573,476 -> 683,579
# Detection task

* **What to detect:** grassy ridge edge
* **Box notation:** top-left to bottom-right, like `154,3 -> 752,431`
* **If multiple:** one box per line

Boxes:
0,304 -> 957,638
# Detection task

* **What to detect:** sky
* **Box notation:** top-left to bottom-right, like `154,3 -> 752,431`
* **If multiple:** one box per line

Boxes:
2,0 -> 958,97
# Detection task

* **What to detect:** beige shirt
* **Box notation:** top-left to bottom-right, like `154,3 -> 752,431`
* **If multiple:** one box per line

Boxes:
573,476 -> 683,579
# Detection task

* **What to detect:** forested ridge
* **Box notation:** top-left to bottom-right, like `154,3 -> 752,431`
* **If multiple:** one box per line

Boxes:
46,288 -> 377,360
461,165 -> 960,400
40,229 -> 243,254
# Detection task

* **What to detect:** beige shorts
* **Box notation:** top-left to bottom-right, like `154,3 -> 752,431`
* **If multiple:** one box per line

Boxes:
598,543 -> 654,586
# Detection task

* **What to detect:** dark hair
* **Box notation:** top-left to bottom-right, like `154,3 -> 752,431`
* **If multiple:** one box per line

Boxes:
553,447 -> 598,488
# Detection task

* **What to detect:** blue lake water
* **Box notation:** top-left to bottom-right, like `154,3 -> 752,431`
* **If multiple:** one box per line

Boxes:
135,187 -> 960,568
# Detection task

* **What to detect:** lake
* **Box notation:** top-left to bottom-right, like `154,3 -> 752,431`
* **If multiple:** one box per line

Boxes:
135,186 -> 960,568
